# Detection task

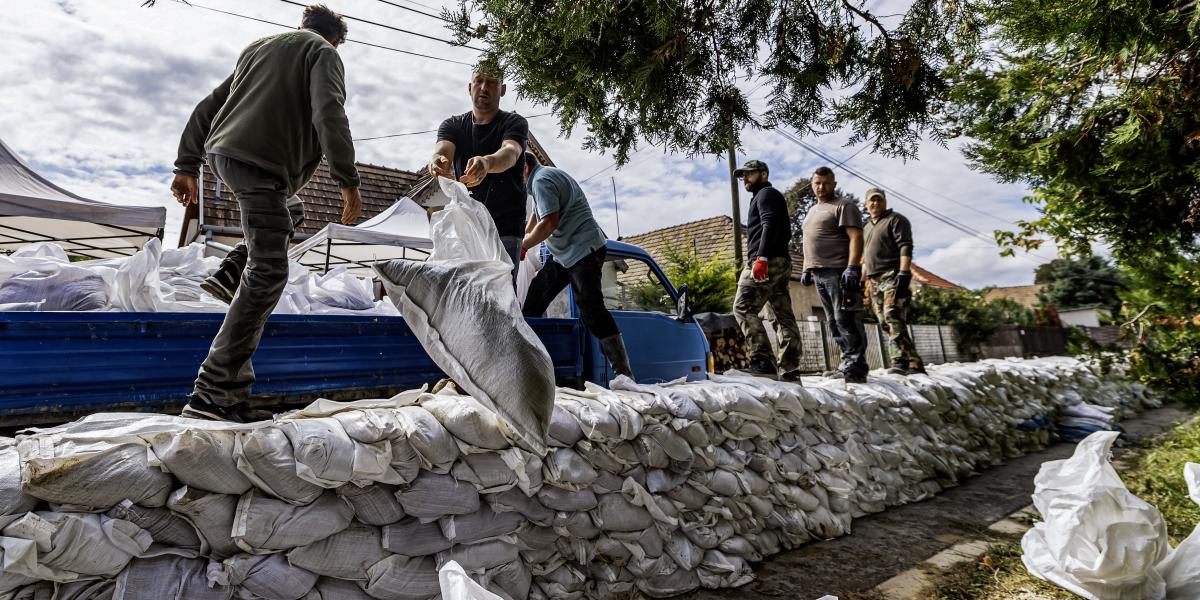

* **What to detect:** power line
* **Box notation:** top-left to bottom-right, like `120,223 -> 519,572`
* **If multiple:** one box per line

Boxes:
372,0 -> 451,23
275,0 -> 484,51
174,1 -> 475,66
354,112 -> 553,142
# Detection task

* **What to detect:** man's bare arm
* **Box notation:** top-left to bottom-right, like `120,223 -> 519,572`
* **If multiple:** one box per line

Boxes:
461,139 -> 523,187
846,226 -> 864,266
429,140 -> 456,178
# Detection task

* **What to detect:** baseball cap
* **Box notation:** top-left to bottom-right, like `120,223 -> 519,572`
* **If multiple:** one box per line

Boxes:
865,187 -> 887,200
733,159 -> 769,177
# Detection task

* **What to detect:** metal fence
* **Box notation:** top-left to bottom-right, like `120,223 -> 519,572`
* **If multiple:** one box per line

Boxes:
779,321 -> 964,373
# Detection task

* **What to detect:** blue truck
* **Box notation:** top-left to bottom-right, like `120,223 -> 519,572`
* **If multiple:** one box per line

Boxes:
0,240 -> 712,423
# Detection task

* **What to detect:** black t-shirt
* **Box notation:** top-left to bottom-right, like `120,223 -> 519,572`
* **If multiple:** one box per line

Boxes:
436,110 -> 529,236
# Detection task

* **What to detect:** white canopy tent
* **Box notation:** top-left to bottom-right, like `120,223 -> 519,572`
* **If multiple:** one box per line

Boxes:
0,138 -> 166,259
288,196 -> 433,275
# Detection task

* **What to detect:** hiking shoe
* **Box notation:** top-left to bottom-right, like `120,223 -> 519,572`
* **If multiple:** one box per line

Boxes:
822,370 -> 845,380
200,275 -> 237,305
181,397 -> 273,423
887,360 -> 909,376
843,372 -> 868,384
779,369 -> 804,383
743,358 -> 778,379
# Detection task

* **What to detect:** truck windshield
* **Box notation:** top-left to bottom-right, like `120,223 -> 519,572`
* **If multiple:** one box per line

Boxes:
600,255 -> 675,314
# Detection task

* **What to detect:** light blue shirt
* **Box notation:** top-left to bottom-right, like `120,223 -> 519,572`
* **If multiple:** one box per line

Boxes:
528,165 -> 607,268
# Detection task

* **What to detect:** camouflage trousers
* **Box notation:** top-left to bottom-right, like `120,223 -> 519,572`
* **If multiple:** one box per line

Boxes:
733,256 -> 802,372
868,270 -> 924,370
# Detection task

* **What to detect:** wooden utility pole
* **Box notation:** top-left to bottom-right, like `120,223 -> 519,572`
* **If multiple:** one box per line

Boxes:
727,127 -> 743,266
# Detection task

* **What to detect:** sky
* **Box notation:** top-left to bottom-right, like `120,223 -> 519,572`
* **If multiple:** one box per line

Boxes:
0,0 -> 1060,288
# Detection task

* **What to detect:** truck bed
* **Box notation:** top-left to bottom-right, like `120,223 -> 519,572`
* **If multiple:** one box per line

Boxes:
0,312 -> 583,422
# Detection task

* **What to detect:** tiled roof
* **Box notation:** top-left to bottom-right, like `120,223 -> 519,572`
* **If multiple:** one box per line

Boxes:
196,159 -> 422,236
983,284 -> 1045,308
911,264 -> 963,290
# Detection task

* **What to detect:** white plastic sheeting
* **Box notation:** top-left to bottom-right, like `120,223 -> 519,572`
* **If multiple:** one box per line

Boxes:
0,357 -> 1159,600
0,239 -> 397,316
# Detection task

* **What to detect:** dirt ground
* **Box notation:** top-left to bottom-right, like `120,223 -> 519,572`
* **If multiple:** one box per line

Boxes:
684,404 -> 1197,600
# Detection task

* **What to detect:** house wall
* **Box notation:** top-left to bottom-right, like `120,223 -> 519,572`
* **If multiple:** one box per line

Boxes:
1059,308 -> 1103,328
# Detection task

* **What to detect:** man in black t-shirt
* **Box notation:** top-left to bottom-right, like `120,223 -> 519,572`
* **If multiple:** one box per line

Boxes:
429,64 -> 529,277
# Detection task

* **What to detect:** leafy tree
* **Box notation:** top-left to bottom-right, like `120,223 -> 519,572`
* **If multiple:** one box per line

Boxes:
448,0 -> 980,164
909,286 -> 1034,356
636,247 -> 737,315
1034,256 -> 1124,315
1119,250 -> 1200,404
781,178 -> 858,254
941,0 -> 1200,262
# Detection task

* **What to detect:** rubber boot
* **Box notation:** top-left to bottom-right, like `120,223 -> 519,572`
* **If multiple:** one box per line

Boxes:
600,334 -> 635,380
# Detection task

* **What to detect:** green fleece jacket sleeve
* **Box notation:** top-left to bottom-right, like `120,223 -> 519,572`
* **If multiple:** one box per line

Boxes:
174,73 -> 233,176
310,48 -> 360,188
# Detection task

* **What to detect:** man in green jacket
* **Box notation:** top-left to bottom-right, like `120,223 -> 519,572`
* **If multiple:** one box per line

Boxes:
169,4 -> 362,422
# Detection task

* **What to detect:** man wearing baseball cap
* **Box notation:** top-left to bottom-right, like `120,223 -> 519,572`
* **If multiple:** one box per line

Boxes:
731,159 -> 803,381
863,188 -> 926,374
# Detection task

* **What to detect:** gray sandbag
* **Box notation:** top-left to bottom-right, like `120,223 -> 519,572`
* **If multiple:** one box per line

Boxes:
0,267 -> 107,311
231,489 -> 354,552
287,523 -> 389,581
592,493 -> 654,532
0,442 -> 37,515
393,472 -> 479,520
148,428 -> 253,495
307,578 -> 376,599
437,539 -> 520,571
215,553 -> 318,600
278,417 -> 396,486
54,579 -> 115,600
547,404 -> 584,447
113,556 -> 230,600
486,488 -> 554,526
536,486 -> 597,512
542,448 -> 598,490
637,568 -> 701,598
19,440 -> 173,508
166,486 -> 240,559
105,500 -> 202,550
2,511 -> 151,578
375,239 -> 554,456
439,504 -> 523,545
337,483 -> 406,526
381,518 -> 452,557
482,560 -> 532,600
234,428 -> 324,505
362,554 -> 439,600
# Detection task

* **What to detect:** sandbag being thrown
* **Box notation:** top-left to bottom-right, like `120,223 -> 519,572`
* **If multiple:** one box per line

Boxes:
375,177 -> 554,455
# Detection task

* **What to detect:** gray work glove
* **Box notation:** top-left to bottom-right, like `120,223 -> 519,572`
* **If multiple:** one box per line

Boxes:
841,265 -> 862,290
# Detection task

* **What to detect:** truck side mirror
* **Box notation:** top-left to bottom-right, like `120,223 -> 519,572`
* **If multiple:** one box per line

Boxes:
675,284 -> 692,322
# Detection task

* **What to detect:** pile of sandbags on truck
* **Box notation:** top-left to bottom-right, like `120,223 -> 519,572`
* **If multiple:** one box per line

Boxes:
0,356 -> 1157,600
0,239 -> 397,316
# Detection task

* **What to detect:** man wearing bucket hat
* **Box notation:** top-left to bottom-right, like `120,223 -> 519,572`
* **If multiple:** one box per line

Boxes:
731,159 -> 803,381
863,187 -> 926,375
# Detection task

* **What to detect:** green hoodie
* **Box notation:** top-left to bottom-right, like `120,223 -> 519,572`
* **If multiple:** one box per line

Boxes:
174,29 -> 359,195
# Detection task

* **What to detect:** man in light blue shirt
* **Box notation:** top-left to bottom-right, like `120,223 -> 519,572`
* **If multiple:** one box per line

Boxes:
519,152 -> 633,379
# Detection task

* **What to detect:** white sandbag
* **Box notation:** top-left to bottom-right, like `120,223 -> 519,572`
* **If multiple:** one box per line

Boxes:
394,472 -> 480,520
147,428 -> 253,495
212,553 -> 319,600
374,178 -> 554,456
231,489 -> 354,553
105,500 -> 202,551
420,394 -> 510,450
382,518 -> 452,557
233,428 -> 324,505
440,505 -> 523,545
439,560 -> 505,600
0,443 -> 37,515
1155,463 -> 1200,599
278,418 -> 398,487
393,407 -> 461,472
1,512 -> 151,581
338,483 -> 406,526
166,486 -> 240,559
113,556 -> 230,600
451,453 -> 519,493
363,554 -> 440,600
287,523 -> 389,581
1022,431 -> 1169,600
18,439 -> 172,508
547,405 -> 584,448
308,267 -> 375,311
543,449 -> 598,490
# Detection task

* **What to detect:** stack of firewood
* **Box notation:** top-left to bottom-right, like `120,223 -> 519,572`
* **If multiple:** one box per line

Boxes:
694,312 -> 751,372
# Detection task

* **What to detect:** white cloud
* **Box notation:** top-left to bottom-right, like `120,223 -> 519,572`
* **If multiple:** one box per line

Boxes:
2,0 -> 1053,288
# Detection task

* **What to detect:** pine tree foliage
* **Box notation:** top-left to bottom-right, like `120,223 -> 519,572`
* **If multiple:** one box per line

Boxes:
447,0 -> 980,164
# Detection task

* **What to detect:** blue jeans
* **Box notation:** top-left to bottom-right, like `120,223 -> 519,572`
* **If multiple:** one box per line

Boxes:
813,267 -> 868,377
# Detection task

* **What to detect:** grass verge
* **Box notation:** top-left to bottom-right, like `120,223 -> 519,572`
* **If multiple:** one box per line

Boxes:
926,416 -> 1200,600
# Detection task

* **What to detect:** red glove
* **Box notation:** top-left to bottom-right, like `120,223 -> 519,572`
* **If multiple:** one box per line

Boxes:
752,257 -> 769,281
519,245 -> 528,261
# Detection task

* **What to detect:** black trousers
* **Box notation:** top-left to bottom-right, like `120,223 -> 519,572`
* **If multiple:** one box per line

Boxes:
522,246 -> 620,340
